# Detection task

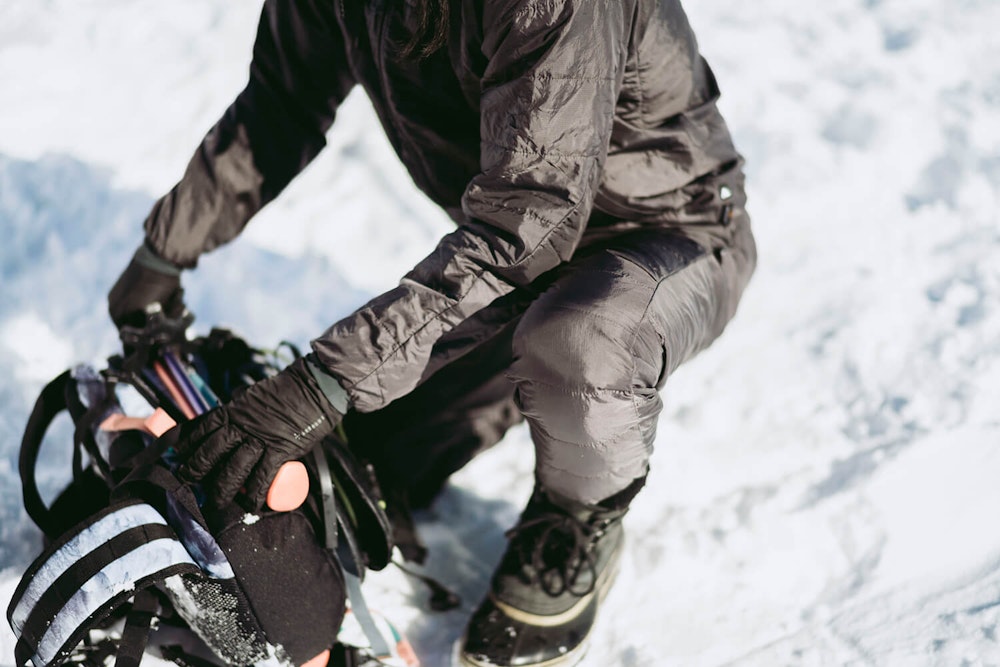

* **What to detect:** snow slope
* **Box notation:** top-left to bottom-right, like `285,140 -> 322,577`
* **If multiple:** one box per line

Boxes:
1,0 -> 998,665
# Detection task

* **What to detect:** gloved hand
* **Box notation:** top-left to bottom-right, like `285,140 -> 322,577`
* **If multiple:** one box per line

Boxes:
175,354 -> 350,510
108,243 -> 187,329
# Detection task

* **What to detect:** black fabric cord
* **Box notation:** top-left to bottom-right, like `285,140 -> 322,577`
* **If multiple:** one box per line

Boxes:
114,589 -> 160,667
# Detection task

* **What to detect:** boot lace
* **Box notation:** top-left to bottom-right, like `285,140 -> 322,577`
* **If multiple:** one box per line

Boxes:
504,513 -> 604,597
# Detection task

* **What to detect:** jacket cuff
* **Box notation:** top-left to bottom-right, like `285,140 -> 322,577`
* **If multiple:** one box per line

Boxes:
134,242 -> 183,277
304,354 -> 351,414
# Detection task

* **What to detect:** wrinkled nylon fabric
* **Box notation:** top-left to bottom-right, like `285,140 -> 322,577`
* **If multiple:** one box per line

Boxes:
511,218 -> 756,503
141,0 -> 743,414
348,208 -> 756,506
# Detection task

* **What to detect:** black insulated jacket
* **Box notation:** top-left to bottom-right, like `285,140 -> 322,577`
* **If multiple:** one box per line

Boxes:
143,0 -> 741,412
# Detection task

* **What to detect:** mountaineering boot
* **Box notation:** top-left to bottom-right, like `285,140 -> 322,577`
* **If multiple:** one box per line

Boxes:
459,479 -> 643,667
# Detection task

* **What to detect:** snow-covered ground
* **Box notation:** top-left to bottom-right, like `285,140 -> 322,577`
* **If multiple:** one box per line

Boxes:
2,0 -> 999,665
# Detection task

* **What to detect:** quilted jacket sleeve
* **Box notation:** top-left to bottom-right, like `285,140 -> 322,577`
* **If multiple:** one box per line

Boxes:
313,0 -> 632,412
143,0 -> 355,268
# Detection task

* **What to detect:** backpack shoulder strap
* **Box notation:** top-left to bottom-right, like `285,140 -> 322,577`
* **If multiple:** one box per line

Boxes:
19,371 -> 73,538
7,498 -> 201,667
20,368 -> 125,539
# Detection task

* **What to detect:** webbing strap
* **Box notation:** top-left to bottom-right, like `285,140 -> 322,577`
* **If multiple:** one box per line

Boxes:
313,446 -> 392,660
18,524 -> 175,649
114,589 -> 159,667
313,447 -> 338,550
9,501 -> 164,633
19,371 -> 73,538
343,573 -> 391,660
26,544 -> 198,667
19,369 -> 121,540
8,497 -> 199,667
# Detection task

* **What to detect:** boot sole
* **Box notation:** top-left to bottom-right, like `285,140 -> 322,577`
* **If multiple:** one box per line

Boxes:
456,536 -> 624,667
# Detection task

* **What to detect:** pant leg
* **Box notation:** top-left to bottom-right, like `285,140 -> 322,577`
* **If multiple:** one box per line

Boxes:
508,213 -> 756,505
346,169 -> 756,511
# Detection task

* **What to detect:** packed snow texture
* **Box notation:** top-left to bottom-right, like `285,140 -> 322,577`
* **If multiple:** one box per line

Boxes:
1,0 -> 999,665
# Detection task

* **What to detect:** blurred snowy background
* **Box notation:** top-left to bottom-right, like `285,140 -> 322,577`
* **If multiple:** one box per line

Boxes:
1,0 -> 999,665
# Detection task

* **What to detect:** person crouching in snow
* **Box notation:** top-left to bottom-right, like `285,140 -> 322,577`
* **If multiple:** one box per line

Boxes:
108,0 -> 757,665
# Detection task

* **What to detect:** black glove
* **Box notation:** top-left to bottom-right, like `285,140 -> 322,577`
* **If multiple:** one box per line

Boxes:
108,243 -> 187,329
175,354 -> 349,510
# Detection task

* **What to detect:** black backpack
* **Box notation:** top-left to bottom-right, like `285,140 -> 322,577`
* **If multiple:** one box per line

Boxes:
7,319 -> 415,667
